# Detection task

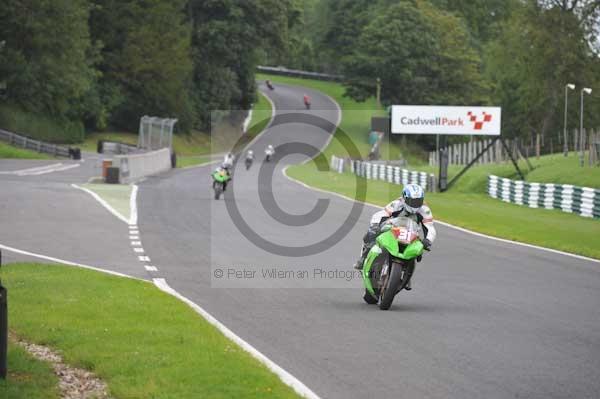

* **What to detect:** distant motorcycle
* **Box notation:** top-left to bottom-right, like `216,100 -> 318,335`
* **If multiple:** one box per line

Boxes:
245,157 -> 253,170
266,80 -> 274,91
304,95 -> 311,110
211,168 -> 231,200
265,146 -> 275,162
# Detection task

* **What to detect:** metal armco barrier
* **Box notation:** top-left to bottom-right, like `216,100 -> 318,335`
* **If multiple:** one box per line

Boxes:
0,128 -> 75,158
97,140 -> 138,155
488,175 -> 600,219
330,155 -> 436,191
0,284 -> 6,380
0,250 -> 6,380
257,66 -> 343,81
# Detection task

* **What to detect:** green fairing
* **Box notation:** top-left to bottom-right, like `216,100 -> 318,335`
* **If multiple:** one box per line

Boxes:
212,170 -> 230,183
362,230 -> 424,297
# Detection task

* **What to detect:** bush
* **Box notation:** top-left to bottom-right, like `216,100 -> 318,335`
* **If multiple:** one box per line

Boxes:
0,104 -> 84,144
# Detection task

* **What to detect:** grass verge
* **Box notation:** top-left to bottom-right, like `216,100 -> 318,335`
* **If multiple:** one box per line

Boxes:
0,142 -> 54,160
286,165 -> 600,259
79,131 -> 213,157
0,343 -> 59,399
416,151 -> 600,192
1,263 -> 300,398
80,183 -> 133,221
275,76 -> 600,258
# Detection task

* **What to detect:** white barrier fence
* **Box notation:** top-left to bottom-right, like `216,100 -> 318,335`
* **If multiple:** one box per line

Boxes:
330,156 -> 436,191
115,148 -> 171,183
488,175 -> 600,219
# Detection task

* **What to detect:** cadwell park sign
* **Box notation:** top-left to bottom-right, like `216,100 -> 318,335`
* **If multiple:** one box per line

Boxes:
391,105 -> 501,136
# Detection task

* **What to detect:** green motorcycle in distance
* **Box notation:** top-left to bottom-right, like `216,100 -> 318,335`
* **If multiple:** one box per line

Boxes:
362,216 -> 426,310
211,168 -> 231,200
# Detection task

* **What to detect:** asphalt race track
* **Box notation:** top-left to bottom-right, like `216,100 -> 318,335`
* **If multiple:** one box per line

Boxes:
0,155 -> 147,278
1,83 -> 599,398
135,83 -> 600,398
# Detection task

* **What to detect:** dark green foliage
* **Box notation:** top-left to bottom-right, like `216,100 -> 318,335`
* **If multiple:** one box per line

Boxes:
343,1 -> 487,107
0,0 -> 95,135
89,0 -> 195,132
189,0 -> 291,128
0,104 -> 84,143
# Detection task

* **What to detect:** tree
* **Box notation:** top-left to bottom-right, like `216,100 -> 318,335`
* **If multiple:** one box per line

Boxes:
0,0 -> 95,118
189,0 -> 292,129
343,0 -> 487,106
485,1 -> 600,139
90,0 -> 194,132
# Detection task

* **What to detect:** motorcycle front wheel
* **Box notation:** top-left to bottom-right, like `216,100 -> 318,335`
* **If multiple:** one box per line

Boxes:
214,183 -> 223,200
378,261 -> 413,310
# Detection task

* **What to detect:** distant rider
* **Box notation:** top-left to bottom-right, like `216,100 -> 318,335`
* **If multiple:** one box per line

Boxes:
265,145 -> 275,161
353,184 -> 436,291
222,152 -> 235,171
245,150 -> 254,169
303,94 -> 311,109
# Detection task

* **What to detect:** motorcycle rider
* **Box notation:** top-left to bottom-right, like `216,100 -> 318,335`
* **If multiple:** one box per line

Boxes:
353,183 -> 436,290
245,150 -> 254,169
223,152 -> 235,170
265,145 -> 275,161
303,94 -> 311,109
212,164 -> 231,192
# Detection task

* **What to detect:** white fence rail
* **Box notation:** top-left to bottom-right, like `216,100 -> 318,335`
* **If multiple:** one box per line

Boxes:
487,175 -> 600,219
331,155 -> 436,191
429,128 -> 600,166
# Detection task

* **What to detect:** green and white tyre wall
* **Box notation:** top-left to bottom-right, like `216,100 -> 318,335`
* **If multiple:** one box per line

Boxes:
488,175 -> 600,219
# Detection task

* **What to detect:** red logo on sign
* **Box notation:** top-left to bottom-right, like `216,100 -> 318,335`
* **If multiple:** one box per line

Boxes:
467,111 -> 492,130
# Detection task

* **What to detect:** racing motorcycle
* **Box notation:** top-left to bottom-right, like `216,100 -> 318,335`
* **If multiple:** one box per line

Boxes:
245,157 -> 253,170
362,216 -> 427,310
211,168 -> 231,200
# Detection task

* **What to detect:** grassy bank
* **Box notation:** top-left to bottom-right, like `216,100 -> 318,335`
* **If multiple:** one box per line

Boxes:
257,73 -> 425,165
0,142 -> 54,160
1,263 -> 299,398
79,131 -> 212,156
273,75 -> 600,258
286,165 -> 600,259
0,105 -> 84,144
1,343 -> 59,399
417,152 -> 600,192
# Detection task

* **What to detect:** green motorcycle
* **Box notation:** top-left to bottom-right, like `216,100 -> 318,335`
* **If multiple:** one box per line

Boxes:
362,216 -> 426,310
211,168 -> 231,200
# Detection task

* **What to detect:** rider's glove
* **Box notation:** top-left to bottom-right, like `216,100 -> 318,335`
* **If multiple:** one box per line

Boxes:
422,238 -> 432,250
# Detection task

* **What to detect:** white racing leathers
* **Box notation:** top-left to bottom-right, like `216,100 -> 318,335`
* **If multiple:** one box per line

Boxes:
369,198 -> 437,244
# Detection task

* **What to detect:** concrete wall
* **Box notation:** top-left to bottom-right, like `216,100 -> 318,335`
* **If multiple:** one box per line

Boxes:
115,148 -> 171,183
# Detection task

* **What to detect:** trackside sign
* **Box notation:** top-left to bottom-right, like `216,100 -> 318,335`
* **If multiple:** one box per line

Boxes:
391,105 -> 501,135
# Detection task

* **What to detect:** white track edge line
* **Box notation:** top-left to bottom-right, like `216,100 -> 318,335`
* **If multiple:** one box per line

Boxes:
282,167 -> 600,265
130,184 -> 138,225
152,278 -> 320,399
71,183 -> 129,225
279,83 -> 599,265
0,163 -> 62,175
0,243 -> 145,281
